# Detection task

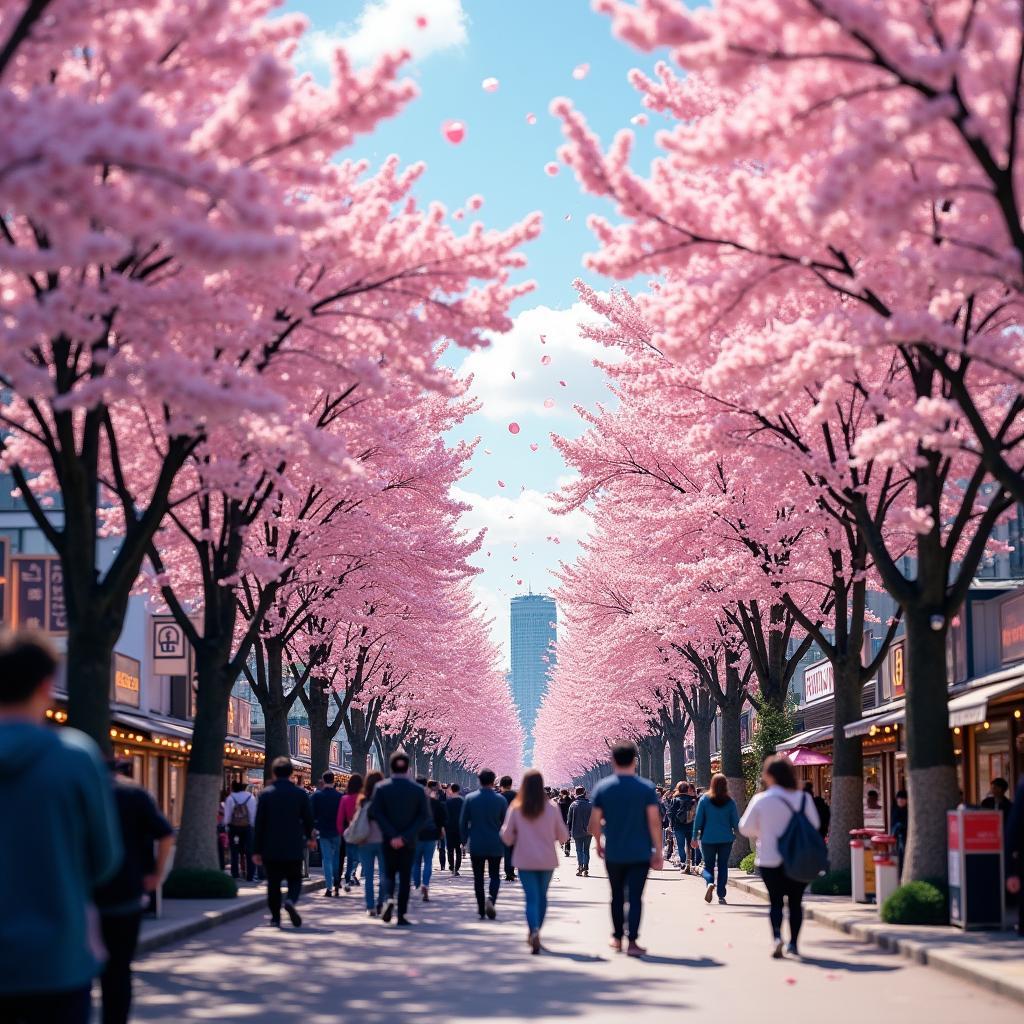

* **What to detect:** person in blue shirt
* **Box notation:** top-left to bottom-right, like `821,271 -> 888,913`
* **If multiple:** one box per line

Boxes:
692,773 -> 740,904
0,629 -> 122,1024
589,741 -> 664,957
310,771 -> 343,897
461,769 -> 510,920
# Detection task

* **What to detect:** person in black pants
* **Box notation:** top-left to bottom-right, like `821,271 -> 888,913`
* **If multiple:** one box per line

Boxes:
95,761 -> 175,1024
462,769 -> 510,919
368,751 -> 431,926
589,741 -> 664,957
499,775 -> 517,881
444,783 -> 465,874
253,757 -> 315,928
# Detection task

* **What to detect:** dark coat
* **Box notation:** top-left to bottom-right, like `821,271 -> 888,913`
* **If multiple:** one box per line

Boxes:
368,775 -> 430,846
253,778 -> 314,862
444,795 -> 465,841
460,788 -> 508,857
566,797 -> 592,839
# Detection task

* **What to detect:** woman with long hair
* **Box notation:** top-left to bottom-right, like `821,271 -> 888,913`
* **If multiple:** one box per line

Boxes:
336,774 -> 364,891
355,771 -> 385,916
739,755 -> 820,959
500,769 -> 569,953
692,773 -> 739,904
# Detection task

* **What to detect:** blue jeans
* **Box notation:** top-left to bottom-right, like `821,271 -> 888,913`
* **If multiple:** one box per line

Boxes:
519,869 -> 553,932
318,835 -> 341,891
358,842 -> 384,910
575,835 -> 592,868
700,841 -> 732,898
412,839 -> 435,888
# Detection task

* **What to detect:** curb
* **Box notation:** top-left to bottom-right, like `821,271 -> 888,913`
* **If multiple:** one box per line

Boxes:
724,873 -> 1024,1007
138,878 -> 324,955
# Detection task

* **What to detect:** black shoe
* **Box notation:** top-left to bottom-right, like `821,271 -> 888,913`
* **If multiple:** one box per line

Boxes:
397,917 -> 412,927
334,886 -> 340,897
268,918 -> 281,928
787,942 -> 799,958
485,897 -> 497,920
381,899 -> 395,923
323,888 -> 334,897
283,899 -> 302,928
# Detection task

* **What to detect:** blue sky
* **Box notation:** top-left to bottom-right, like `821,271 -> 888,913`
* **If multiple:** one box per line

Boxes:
288,0 -> 669,661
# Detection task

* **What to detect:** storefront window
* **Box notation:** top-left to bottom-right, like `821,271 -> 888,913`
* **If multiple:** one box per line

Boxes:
974,718 -> 1012,803
863,756 -> 885,830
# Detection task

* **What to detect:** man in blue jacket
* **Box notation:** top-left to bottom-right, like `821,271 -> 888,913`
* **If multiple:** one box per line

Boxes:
310,771 -> 343,897
369,751 -> 430,926
461,769 -> 509,920
0,629 -> 122,1023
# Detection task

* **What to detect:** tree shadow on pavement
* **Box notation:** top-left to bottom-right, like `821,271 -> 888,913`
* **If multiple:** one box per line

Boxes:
794,955 -> 900,973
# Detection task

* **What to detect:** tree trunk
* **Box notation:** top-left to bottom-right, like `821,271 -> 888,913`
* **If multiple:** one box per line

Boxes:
666,728 -> 686,787
649,735 -> 666,785
828,658 -> 865,873
902,608 -> 958,883
174,647 -> 234,871
65,618 -> 121,755
638,739 -> 652,780
307,681 -> 330,784
720,695 -> 750,865
693,718 -> 713,789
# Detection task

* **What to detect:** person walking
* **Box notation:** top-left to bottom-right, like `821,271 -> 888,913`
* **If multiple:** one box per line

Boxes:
589,741 -> 664,957
500,769 -> 569,954
0,630 -> 123,1024
668,782 -> 695,873
499,775 -> 518,881
369,752 -> 430,926
803,781 -> 831,839
252,757 -> 316,929
462,769 -> 510,920
433,781 -> 448,871
739,754 -> 820,958
412,777 -> 447,902
336,774 -> 363,892
566,786 -> 593,876
350,770 -> 385,917
444,782 -> 466,875
223,780 -> 256,882
95,761 -> 174,1024
557,789 -> 573,856
692,773 -> 739,905
311,771 -> 343,897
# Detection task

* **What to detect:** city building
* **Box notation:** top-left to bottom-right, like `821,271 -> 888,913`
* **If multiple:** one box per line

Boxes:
510,593 -> 556,764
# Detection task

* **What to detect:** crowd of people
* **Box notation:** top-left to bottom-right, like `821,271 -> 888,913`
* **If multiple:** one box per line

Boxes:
4,625 -> 1024,1023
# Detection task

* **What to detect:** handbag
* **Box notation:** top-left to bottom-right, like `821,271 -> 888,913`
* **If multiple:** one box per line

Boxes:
343,803 -> 371,845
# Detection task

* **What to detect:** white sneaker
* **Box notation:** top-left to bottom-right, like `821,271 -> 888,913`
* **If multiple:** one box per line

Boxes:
704,883 -> 714,903
772,938 -> 785,959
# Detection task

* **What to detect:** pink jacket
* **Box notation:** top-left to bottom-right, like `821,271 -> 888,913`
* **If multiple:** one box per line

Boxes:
337,793 -> 360,835
500,801 -> 569,871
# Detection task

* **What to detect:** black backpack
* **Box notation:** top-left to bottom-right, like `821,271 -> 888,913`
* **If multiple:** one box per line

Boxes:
778,792 -> 829,883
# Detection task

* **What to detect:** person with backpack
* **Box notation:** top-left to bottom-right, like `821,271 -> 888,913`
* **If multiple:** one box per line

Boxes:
692,773 -> 739,904
566,786 -> 593,876
344,770 -> 385,916
668,782 -> 696,873
223,780 -> 256,882
739,755 -> 822,959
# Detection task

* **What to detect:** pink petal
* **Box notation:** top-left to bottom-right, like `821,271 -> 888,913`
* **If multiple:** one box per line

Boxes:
544,162 -> 559,176
543,398 -> 555,409
530,443 -> 539,452
572,63 -> 590,80
516,579 -> 523,585
508,422 -> 520,434
416,15 -> 428,28
784,978 -> 797,986
540,334 -> 547,343
497,480 -> 505,488
482,77 -> 499,93
559,380 -> 567,387
541,355 -> 551,366
511,370 -> 517,379
630,113 -> 648,126
442,120 -> 466,144
526,112 -> 537,125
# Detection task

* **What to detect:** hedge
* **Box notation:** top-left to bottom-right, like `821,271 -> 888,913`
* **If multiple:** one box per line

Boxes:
162,868 -> 238,900
880,881 -> 948,925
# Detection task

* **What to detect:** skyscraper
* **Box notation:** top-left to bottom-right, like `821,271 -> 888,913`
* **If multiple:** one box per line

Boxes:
510,593 -> 556,764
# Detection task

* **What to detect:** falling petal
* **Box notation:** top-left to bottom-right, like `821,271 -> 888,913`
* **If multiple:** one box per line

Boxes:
442,120 -> 466,144
572,62 -> 590,80
416,15 -> 428,28
512,556 -> 518,562
544,162 -> 560,176
564,213 -> 572,222
453,209 -> 464,220
517,579 -> 523,585
498,480 -> 505,488
511,371 -> 516,379
543,398 -> 555,409
784,978 -> 797,986
483,449 -> 492,455
541,355 -> 551,366
540,334 -> 547,343
482,77 -> 500,93
559,380 -> 567,387
467,195 -> 484,210
508,422 -> 520,435
631,113 -> 649,126
530,443 -> 539,452
526,112 -> 537,125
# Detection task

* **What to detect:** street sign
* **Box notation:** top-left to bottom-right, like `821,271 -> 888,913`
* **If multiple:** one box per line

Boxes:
150,614 -> 190,676
9,555 -> 68,635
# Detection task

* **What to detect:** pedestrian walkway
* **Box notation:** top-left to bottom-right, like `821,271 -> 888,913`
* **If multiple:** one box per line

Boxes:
130,862 -> 1020,1023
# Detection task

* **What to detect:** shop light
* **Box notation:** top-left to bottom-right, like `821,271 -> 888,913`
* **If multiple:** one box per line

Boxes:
1015,710 -> 1022,720
983,721 -> 991,730
953,727 -> 961,735
884,726 -> 891,734
869,726 -> 877,736
109,728 -> 117,737
46,710 -> 54,718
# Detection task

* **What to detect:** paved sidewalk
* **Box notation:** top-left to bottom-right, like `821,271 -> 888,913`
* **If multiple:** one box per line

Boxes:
139,876 -> 325,954
718,869 -> 1024,1006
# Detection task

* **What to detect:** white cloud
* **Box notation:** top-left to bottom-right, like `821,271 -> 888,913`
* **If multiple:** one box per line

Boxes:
302,0 -> 469,68
453,485 -> 591,549
458,302 -> 622,423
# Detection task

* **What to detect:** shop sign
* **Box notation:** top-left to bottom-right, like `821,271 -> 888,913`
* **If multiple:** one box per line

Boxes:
12,555 -> 66,634
150,614 -> 190,676
227,697 -> 253,740
891,641 -> 906,698
1000,591 -> 1024,665
111,652 -> 141,708
803,658 -> 834,704
289,724 -> 311,758
330,741 -> 341,767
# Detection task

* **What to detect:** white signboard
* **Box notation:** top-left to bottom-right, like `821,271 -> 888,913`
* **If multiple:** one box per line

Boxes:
803,658 -> 835,704
150,615 -> 190,676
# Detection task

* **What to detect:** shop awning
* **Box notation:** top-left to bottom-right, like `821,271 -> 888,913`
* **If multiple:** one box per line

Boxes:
777,726 -> 833,751
788,746 -> 833,767
113,711 -> 193,741
947,667 -> 1024,727
844,701 -> 906,738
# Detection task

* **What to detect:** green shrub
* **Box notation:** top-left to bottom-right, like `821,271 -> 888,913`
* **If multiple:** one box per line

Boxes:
163,868 -> 238,900
810,869 -> 851,896
880,881 -> 948,925
739,852 -> 756,874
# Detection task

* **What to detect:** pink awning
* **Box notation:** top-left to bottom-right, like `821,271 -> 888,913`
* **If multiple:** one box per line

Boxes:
787,746 -> 832,767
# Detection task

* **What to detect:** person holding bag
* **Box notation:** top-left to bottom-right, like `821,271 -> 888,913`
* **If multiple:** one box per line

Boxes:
692,774 -> 739,904
739,755 -> 822,959
345,771 -> 385,916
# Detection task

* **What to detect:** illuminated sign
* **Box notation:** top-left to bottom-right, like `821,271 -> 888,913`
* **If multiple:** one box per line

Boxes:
803,658 -> 835,704
111,653 -> 141,708
1000,592 -> 1024,665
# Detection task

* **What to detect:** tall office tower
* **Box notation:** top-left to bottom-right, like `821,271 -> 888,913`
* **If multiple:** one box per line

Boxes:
510,593 -> 557,764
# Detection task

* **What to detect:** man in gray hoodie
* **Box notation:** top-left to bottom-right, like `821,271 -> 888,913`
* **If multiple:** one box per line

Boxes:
0,629 -> 122,1023
567,786 -> 593,876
